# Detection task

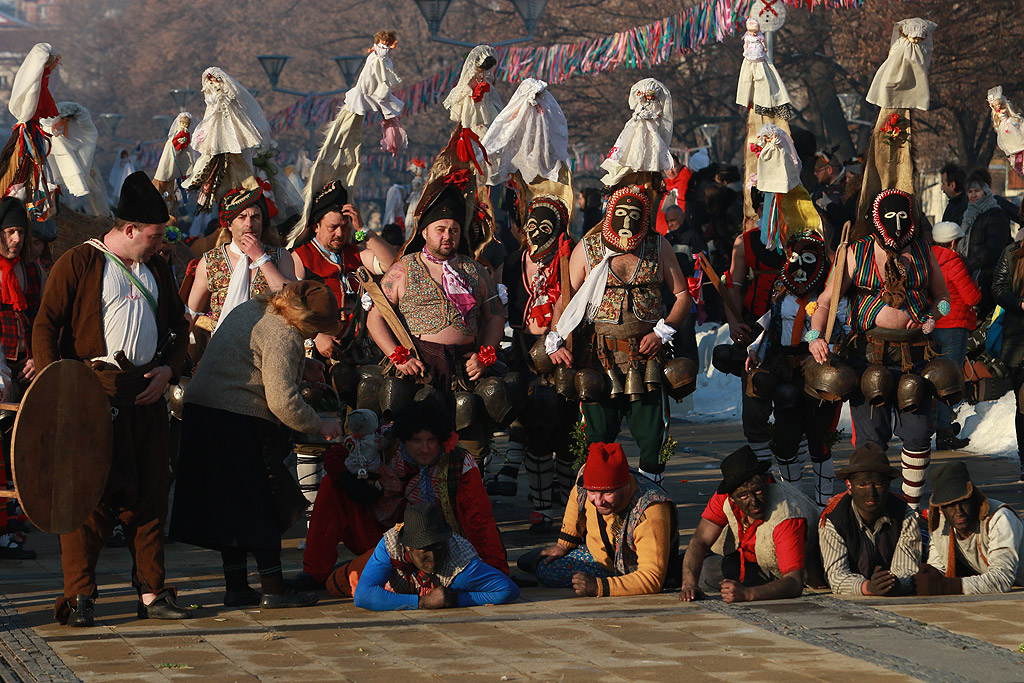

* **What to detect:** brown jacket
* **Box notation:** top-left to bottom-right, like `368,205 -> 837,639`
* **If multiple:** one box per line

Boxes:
33,242 -> 189,385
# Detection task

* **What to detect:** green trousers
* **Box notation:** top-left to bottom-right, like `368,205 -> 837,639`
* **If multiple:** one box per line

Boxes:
581,390 -> 666,474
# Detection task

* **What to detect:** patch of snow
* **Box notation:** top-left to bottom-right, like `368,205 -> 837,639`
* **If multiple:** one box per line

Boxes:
959,392 -> 1018,460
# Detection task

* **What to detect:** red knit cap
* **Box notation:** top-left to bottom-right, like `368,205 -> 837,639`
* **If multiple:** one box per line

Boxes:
582,443 -> 630,491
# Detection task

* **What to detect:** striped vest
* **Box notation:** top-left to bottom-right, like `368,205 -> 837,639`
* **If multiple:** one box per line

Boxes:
849,236 -> 931,331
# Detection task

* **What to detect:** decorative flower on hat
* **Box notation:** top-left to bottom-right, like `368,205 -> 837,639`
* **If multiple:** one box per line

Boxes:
879,111 -> 910,162
171,130 -> 191,151
441,168 -> 471,190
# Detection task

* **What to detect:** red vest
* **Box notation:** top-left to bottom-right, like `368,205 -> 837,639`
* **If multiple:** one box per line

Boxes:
742,230 -> 782,319
293,241 -> 362,307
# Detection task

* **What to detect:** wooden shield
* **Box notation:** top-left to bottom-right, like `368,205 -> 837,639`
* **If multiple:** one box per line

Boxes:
11,360 -> 113,534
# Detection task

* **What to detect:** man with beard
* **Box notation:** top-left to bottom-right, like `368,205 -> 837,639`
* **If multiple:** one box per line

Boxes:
916,462 -> 1024,595
808,189 -> 950,510
547,183 -> 691,485
367,173 -> 505,463
679,446 -> 819,603
291,180 -> 396,361
745,231 -> 847,505
818,443 -> 921,596
0,197 -> 45,560
34,171 -> 191,626
488,193 -> 576,533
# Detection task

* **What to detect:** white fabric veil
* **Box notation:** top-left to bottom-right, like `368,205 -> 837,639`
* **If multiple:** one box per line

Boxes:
865,17 -> 937,111
481,78 -> 569,184
8,43 -> 55,123
192,67 -> 273,157
599,78 -> 674,186
755,123 -> 801,194
443,45 -> 498,113
154,111 -> 194,182
42,102 -> 98,198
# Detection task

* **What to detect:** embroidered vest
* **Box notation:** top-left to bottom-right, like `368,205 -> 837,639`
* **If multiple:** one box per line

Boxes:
574,469 -> 678,575
742,229 -> 783,319
293,241 -> 362,304
398,253 -> 481,336
824,491 -> 906,580
205,244 -> 279,323
584,232 -> 662,324
0,260 -> 42,359
712,481 -> 819,579
849,236 -> 931,331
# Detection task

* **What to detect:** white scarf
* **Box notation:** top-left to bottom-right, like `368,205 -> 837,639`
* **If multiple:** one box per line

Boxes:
216,242 -> 253,331
553,245 -> 615,341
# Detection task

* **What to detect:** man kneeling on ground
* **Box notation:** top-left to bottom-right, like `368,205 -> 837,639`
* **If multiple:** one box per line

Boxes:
914,462 -> 1024,595
680,446 -> 821,603
328,502 -> 519,611
518,442 -> 678,597
819,443 -> 921,596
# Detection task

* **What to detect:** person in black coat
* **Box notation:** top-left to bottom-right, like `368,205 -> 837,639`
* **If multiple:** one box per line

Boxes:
991,240 -> 1024,480
960,172 -> 1011,317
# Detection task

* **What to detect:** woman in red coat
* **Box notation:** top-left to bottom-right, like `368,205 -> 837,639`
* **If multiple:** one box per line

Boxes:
931,221 -> 982,450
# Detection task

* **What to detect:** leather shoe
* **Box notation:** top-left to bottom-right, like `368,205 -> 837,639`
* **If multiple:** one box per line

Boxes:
137,590 -> 193,620
67,595 -> 94,627
283,572 -> 324,592
223,587 -> 261,607
260,591 -> 319,609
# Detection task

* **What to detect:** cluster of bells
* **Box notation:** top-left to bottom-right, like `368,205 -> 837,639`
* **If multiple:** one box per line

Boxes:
166,351 -> 703,438
712,343 -> 966,412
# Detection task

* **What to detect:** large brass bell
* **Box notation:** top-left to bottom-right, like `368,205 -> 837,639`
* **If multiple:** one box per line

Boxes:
625,365 -> 645,401
644,357 -> 663,392
606,365 -> 625,398
529,336 -> 555,375
553,366 -> 579,400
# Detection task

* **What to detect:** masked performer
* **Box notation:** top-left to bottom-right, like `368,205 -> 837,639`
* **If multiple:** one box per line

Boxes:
746,232 -> 848,505
546,81 -> 691,485
808,189 -> 950,510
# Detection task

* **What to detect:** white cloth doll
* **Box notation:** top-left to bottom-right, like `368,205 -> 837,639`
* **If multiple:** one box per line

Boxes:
866,17 -> 937,111
988,86 -> 1024,176
735,18 -> 792,118
600,78 -> 674,186
755,123 -> 802,194
482,78 -> 569,185
42,102 -> 98,199
342,409 -> 382,479
154,112 -> 195,183
444,45 -> 504,185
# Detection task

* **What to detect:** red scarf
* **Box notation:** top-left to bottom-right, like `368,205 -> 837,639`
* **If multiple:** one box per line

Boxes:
0,257 -> 27,311
390,551 -> 440,596
524,236 -> 571,328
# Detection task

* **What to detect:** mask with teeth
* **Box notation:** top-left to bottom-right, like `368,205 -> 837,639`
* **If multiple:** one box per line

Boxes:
781,232 -> 828,296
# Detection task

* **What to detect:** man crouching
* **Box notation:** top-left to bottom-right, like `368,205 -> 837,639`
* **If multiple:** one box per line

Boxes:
680,446 -> 820,603
519,443 -> 678,596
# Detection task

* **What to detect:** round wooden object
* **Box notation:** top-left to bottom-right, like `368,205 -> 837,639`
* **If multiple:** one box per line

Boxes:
11,360 -> 113,534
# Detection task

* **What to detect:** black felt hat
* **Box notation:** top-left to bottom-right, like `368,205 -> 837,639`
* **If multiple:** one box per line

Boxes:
928,461 -> 974,508
717,445 -> 772,495
420,184 -> 466,230
398,501 -> 452,549
116,171 -> 170,224
0,197 -> 28,231
309,180 -> 349,227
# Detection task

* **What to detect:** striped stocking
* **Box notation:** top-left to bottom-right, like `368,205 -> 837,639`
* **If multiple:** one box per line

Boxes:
901,448 -> 931,509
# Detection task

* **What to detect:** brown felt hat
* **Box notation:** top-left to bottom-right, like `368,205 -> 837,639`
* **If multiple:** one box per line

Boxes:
835,442 -> 901,480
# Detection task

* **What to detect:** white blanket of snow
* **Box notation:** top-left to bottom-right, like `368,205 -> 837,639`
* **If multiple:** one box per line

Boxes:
674,322 -> 1014,460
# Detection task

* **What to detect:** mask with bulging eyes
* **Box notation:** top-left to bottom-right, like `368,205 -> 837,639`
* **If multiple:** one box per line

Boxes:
781,233 -> 828,296
524,202 -> 563,262
872,189 -> 916,250
601,187 -> 649,253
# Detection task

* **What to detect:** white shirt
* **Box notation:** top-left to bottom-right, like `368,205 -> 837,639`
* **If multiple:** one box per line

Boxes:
927,504 -> 1024,595
93,259 -> 159,367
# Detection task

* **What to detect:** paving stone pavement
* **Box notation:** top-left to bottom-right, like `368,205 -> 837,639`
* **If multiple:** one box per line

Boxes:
2,417 -> 1024,681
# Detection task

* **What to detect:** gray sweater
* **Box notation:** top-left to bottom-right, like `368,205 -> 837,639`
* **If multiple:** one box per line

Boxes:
185,299 -> 321,434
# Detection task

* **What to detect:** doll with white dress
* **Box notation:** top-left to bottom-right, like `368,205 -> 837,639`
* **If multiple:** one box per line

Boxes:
443,45 -> 504,185
481,78 -> 569,185
187,67 -> 272,211
600,77 -> 674,186
735,18 -> 792,119
988,86 -> 1024,177
866,18 -> 937,111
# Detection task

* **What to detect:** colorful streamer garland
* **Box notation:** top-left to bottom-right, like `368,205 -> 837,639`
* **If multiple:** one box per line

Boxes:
266,0 -> 878,136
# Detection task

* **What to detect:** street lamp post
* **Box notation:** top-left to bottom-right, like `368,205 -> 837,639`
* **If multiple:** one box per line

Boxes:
168,88 -> 196,113
699,123 -> 720,161
414,0 -> 547,48
257,54 -> 353,155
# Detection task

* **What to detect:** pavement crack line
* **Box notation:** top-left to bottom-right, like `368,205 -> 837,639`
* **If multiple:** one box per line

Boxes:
697,595 -> 1024,683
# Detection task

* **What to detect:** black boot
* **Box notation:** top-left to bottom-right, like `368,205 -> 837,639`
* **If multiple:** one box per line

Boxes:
137,589 -> 193,620
67,595 -> 94,627
936,428 -> 969,451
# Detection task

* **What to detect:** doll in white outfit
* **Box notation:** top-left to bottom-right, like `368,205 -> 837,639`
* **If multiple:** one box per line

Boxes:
735,18 -> 792,119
